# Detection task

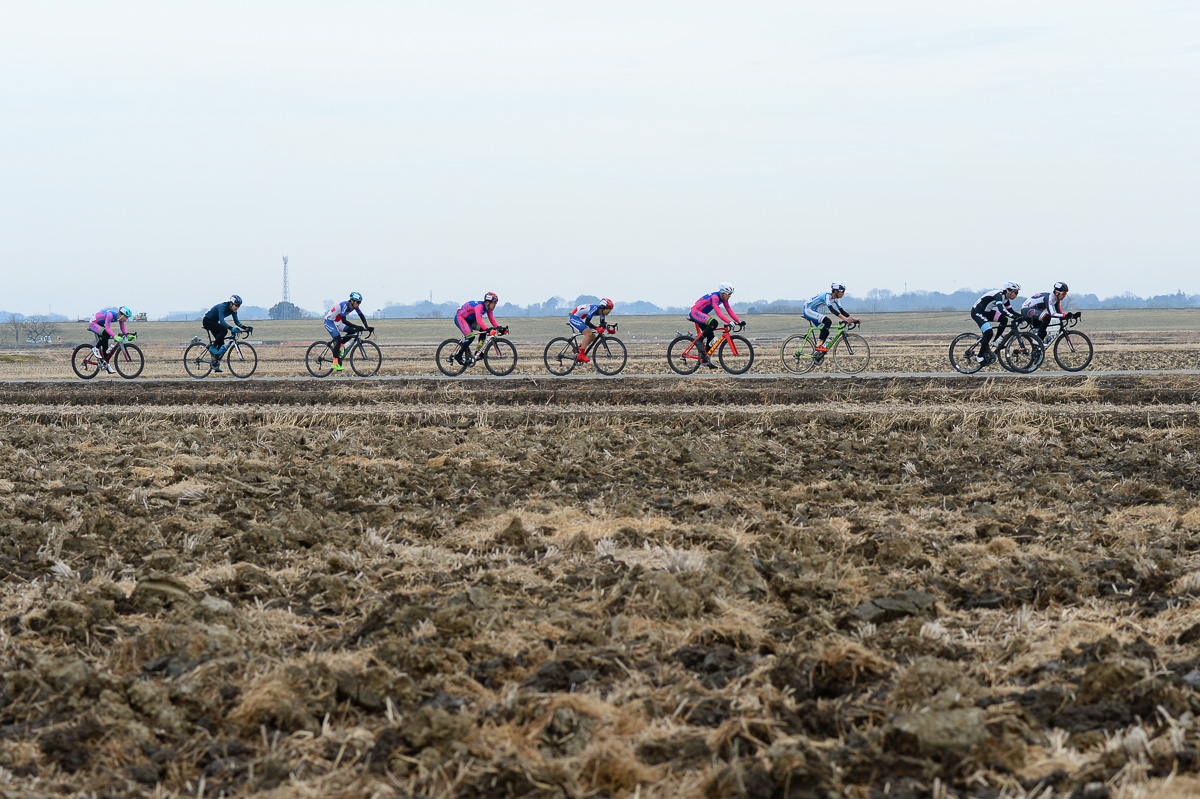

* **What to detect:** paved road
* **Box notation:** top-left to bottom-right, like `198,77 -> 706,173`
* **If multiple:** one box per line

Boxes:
3,369 -> 1200,384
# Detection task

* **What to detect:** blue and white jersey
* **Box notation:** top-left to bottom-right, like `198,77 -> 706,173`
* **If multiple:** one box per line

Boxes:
570,304 -> 602,323
805,291 -> 845,318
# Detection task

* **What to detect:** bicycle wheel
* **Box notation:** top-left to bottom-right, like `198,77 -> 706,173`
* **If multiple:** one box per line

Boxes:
226,342 -> 257,379
435,339 -> 468,376
114,344 -> 145,379
349,340 -> 382,377
1004,332 -> 1042,373
183,342 -> 214,379
948,333 -> 984,375
1054,331 -> 1093,372
779,333 -> 817,374
667,335 -> 702,375
833,333 -> 870,374
543,337 -> 579,376
592,336 -> 627,375
483,338 -> 517,376
71,344 -> 101,380
306,341 -> 334,378
718,334 -> 754,375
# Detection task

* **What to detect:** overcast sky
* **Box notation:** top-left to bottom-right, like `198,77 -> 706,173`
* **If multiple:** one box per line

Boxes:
3,1 -> 1198,318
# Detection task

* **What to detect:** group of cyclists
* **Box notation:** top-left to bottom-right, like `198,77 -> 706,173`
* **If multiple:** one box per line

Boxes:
83,280 -> 1074,374
970,281 -> 1080,365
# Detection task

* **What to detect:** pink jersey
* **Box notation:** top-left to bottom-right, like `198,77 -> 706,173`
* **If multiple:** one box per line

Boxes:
690,292 -> 740,325
456,300 -> 498,329
89,309 -> 128,337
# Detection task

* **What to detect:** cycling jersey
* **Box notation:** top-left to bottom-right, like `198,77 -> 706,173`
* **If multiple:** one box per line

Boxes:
569,303 -> 607,333
456,300 -> 498,337
325,300 -> 368,332
88,309 -> 127,337
1022,292 -> 1067,320
690,292 -> 740,325
803,292 -> 848,326
204,302 -> 243,330
972,290 -> 1019,319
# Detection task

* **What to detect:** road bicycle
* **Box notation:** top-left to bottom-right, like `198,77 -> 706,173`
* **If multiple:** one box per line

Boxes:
71,332 -> 144,379
183,327 -> 258,379
780,321 -> 869,375
435,327 -> 517,377
543,323 -> 627,376
667,321 -> 754,375
1030,314 -> 1093,372
949,319 -> 1042,375
306,328 -> 382,378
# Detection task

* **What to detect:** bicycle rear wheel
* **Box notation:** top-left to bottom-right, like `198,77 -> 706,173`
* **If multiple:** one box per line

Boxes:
1004,332 -> 1042,373
543,337 -> 579,376
71,344 -> 101,379
114,344 -> 145,379
183,342 -> 214,379
833,333 -> 870,374
227,342 -> 257,378
667,335 -> 701,375
948,333 -> 984,374
718,334 -> 754,375
1053,331 -> 1093,372
483,338 -> 517,376
349,340 -> 382,377
306,342 -> 334,377
592,336 -> 627,375
780,333 -> 817,374
436,339 -> 469,376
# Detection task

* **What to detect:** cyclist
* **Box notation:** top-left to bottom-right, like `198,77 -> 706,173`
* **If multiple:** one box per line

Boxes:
568,298 -> 614,363
88,306 -> 132,374
203,294 -> 252,373
970,283 -> 1022,365
689,284 -> 743,370
804,283 -> 861,353
454,292 -> 501,364
324,292 -> 374,371
1022,281 -> 1079,341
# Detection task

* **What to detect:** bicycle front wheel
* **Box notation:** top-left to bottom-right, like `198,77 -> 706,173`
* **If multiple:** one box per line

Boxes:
833,333 -> 870,374
349,340 -> 382,377
592,336 -> 627,375
227,342 -> 258,378
71,344 -> 101,380
667,335 -> 702,375
183,342 -> 214,379
483,338 -> 517,376
115,344 -> 145,379
1004,332 -> 1042,373
718,334 -> 754,375
1054,331 -> 1093,372
543,337 -> 579,376
435,339 -> 468,376
306,342 -> 334,378
780,333 -> 817,374
948,333 -> 984,374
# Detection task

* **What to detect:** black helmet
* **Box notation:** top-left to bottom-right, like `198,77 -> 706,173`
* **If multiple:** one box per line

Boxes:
1053,282 -> 1069,293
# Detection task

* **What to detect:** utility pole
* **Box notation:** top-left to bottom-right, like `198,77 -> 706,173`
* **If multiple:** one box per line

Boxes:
282,256 -> 291,303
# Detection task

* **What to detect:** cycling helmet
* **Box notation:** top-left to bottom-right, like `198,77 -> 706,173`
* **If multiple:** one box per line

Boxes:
831,282 -> 846,292
1054,281 -> 1069,293
230,294 -> 243,306
349,291 -> 362,303
118,306 -> 132,317
600,298 -> 614,310
1003,282 -> 1020,292
484,292 -> 499,303
718,283 -> 734,295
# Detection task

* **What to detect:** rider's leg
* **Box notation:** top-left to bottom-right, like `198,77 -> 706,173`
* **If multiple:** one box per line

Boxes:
815,318 -> 832,349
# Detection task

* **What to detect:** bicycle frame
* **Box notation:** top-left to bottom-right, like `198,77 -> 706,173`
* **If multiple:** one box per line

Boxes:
678,321 -> 741,363
573,322 -> 618,357
805,322 -> 850,351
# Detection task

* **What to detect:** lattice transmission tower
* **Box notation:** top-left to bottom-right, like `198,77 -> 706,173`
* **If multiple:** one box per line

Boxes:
282,256 -> 290,303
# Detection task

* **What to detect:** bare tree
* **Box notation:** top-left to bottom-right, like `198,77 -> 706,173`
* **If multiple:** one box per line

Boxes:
23,314 -> 59,342
6,313 -> 20,344
865,288 -> 894,314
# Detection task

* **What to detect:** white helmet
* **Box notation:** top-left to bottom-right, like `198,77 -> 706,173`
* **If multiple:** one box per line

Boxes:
1003,281 -> 1020,292
718,283 -> 734,295
831,282 -> 846,292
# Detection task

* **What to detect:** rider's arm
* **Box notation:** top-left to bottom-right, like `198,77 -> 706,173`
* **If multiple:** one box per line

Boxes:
230,306 -> 243,330
354,307 -> 370,327
486,308 -> 499,328
102,312 -> 116,336
712,296 -> 734,324
118,317 -> 129,336
721,298 -> 741,325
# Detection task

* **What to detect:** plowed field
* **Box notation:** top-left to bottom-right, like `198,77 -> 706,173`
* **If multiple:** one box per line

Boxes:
2,376 -> 1200,798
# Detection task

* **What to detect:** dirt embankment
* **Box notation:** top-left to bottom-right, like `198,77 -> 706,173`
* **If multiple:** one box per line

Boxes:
1,377 -> 1200,797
